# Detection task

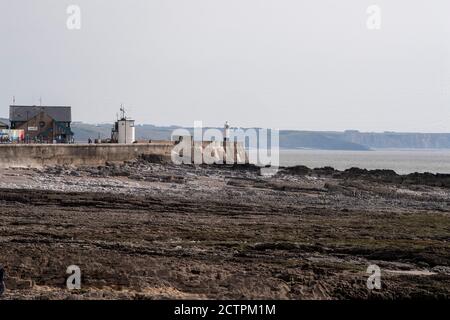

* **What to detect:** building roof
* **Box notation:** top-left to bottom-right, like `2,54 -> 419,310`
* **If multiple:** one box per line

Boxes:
10,106 -> 71,122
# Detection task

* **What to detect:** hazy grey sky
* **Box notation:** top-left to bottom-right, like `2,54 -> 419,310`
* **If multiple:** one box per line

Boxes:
1,0 -> 449,132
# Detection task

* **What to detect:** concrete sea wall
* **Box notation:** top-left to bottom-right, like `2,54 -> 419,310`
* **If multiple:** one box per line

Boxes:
0,141 -> 248,168
0,142 -> 175,168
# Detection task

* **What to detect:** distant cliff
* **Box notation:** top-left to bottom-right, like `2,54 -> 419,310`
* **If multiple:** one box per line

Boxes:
276,131 -> 370,150
334,131 -> 450,149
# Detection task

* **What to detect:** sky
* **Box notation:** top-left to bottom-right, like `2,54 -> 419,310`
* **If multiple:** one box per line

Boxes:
0,0 -> 449,132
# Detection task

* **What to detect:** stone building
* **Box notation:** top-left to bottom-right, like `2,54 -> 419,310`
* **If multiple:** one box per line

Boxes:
9,105 -> 73,143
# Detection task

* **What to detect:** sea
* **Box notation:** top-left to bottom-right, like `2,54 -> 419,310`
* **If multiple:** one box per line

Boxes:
277,149 -> 450,175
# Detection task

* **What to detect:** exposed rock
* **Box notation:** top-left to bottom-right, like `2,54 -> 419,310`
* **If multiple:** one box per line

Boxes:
0,161 -> 449,299
4,277 -> 34,290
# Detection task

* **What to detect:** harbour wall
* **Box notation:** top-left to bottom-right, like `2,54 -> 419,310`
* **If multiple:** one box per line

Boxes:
0,142 -> 175,168
0,141 -> 247,168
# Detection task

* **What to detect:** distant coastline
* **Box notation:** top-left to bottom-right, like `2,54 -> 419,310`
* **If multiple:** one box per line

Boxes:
70,122 -> 450,151
2,117 -> 450,151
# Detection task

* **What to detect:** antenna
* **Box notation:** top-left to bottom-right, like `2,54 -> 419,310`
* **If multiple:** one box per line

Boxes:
120,104 -> 126,120
12,96 -> 15,105
39,97 -> 42,107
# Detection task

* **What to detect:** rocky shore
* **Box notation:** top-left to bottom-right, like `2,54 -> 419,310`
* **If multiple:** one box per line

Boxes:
0,158 -> 449,299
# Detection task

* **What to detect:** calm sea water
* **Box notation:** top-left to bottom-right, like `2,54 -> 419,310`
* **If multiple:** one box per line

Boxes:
277,149 -> 450,175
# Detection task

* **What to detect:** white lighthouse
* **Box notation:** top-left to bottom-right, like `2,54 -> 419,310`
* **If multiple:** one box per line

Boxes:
224,121 -> 230,142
